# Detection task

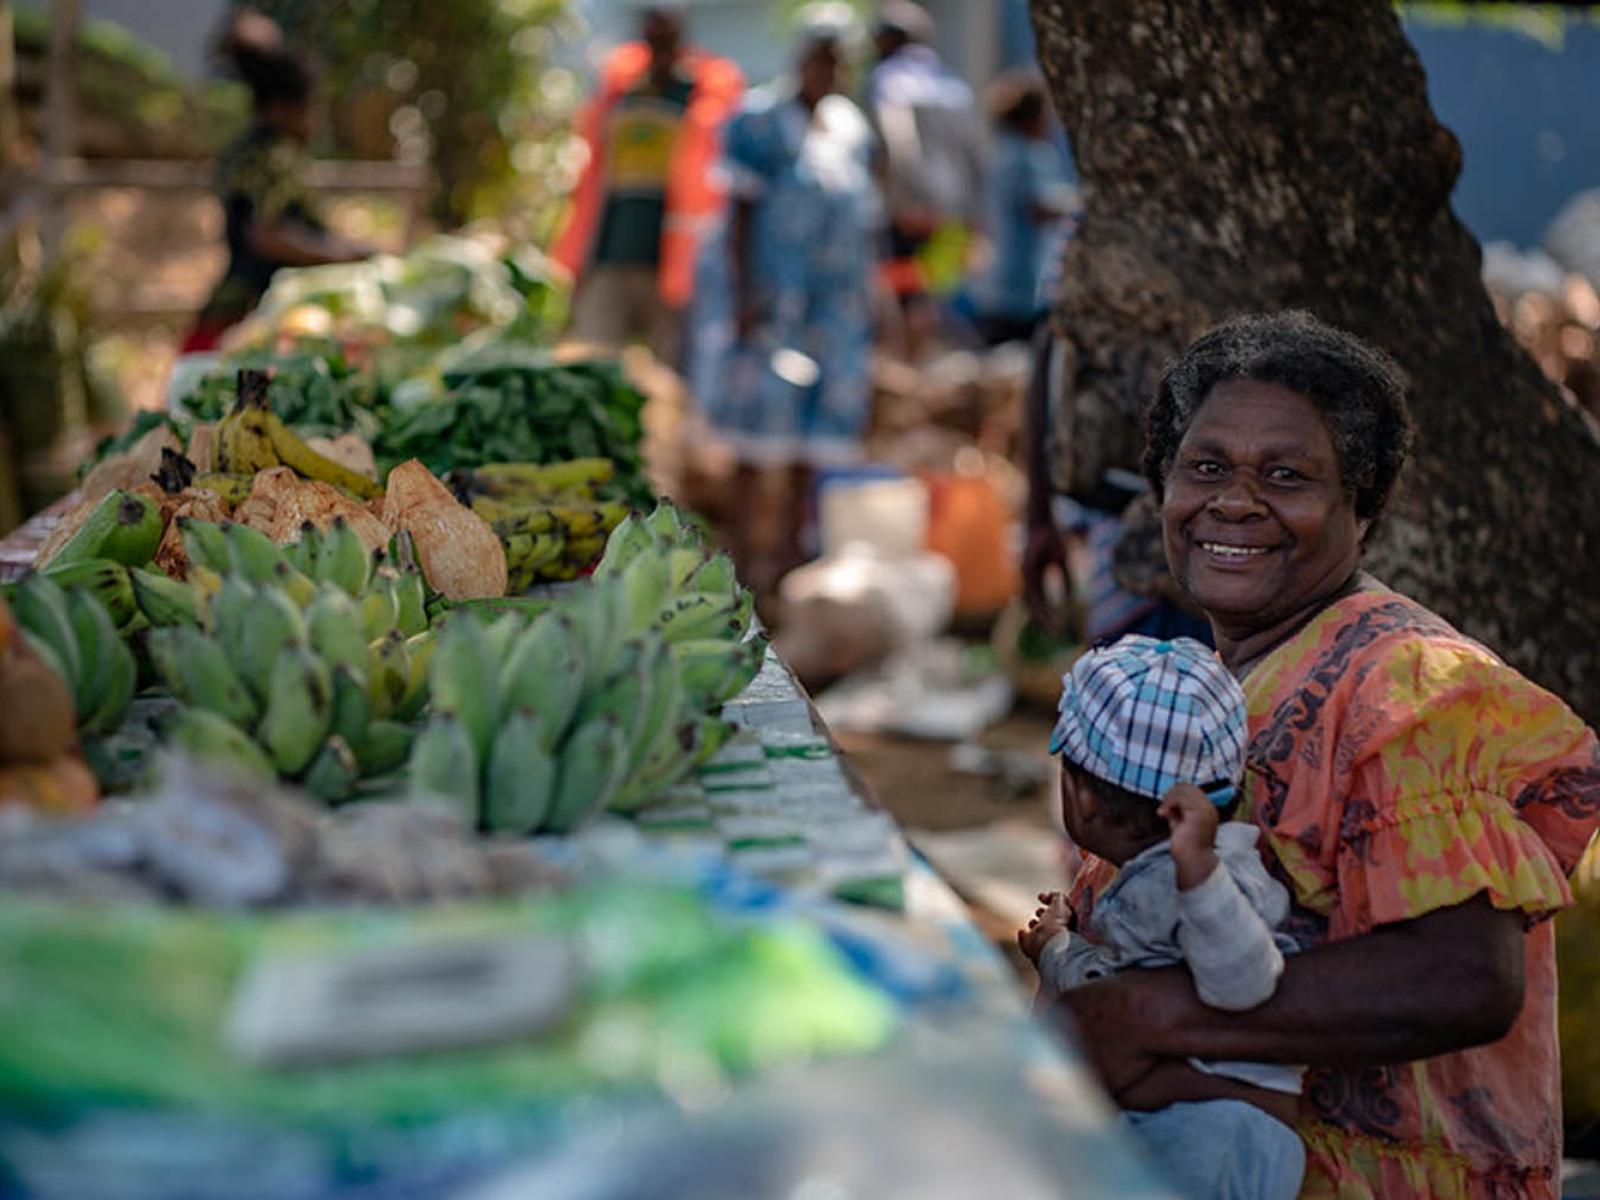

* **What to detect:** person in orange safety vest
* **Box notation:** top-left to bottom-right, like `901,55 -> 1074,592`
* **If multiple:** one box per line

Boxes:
553,5 -> 743,368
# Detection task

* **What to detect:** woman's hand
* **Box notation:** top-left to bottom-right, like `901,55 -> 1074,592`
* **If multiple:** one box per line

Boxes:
1021,518 -> 1071,633
1158,783 -> 1220,891
1018,891 -> 1074,963
1048,967 -> 1195,1100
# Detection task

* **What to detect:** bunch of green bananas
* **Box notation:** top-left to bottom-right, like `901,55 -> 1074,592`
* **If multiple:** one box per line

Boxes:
410,500 -> 769,834
449,458 -> 630,589
141,519 -> 433,801
8,571 -> 138,737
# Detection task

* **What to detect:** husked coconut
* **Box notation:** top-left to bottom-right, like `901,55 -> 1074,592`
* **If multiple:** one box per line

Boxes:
383,459 -> 507,599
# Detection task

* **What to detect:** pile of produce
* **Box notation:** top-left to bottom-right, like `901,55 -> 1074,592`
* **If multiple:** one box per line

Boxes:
377,354 -> 651,505
0,588 -> 100,813
450,457 -> 629,588
172,351 -> 378,442
412,501 -> 766,834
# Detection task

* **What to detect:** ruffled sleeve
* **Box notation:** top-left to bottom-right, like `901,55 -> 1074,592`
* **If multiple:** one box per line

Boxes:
1330,635 -> 1599,937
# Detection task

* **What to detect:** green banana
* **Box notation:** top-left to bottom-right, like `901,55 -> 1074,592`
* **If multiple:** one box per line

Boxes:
12,573 -> 81,693
45,558 -> 138,631
301,735 -> 361,802
166,708 -> 275,782
667,548 -> 708,588
223,521 -> 288,584
366,629 -> 411,719
576,638 -> 653,749
499,613 -> 585,741
256,645 -> 334,776
235,586 -> 308,703
618,547 -> 672,636
671,636 -> 766,707
625,647 -> 684,777
61,587 -> 112,722
177,518 -> 231,576
316,516 -> 372,596
148,626 -> 260,730
328,665 -> 373,758
129,566 -> 199,628
357,720 -> 414,776
643,501 -> 692,548
407,712 -> 479,825
284,521 -> 321,578
546,715 -> 627,833
483,707 -> 559,834
49,490 -> 162,570
207,573 -> 257,655
685,551 -> 738,598
480,611 -> 527,665
428,617 -> 499,760
358,583 -> 400,641
82,630 -> 137,736
394,629 -> 434,721
307,586 -> 371,679
654,591 -> 741,643
592,512 -> 656,579
390,569 -> 428,637
612,716 -> 703,812
186,563 -> 224,627
271,560 -> 317,608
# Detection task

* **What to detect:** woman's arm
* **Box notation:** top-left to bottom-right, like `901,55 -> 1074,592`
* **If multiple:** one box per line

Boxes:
1053,893 -> 1526,1102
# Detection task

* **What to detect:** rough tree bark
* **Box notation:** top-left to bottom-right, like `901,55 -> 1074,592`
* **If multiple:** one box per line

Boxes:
1029,0 -> 1600,721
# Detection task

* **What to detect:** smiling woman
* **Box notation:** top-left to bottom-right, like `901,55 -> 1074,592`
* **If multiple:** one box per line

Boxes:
1055,312 -> 1600,1200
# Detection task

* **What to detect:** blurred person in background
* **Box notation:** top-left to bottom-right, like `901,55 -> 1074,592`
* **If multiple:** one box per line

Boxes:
553,4 -> 743,367
182,10 -> 374,353
970,72 -> 1076,348
866,0 -> 985,362
687,4 -> 878,590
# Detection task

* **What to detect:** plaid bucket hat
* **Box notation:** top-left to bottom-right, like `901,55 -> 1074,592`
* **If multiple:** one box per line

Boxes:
1049,635 -> 1247,806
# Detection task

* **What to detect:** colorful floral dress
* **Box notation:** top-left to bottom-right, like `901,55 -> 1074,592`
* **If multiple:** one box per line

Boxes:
1068,585 -> 1600,1199
687,83 -> 879,467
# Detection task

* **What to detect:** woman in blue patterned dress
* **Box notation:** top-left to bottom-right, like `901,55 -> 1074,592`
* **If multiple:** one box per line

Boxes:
687,4 -> 880,585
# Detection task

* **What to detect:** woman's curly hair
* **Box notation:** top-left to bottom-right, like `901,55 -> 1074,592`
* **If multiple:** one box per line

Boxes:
1142,312 -> 1414,527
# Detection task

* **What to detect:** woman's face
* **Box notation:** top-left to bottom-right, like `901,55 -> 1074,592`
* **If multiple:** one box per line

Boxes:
1161,379 -> 1368,637
798,43 -> 842,102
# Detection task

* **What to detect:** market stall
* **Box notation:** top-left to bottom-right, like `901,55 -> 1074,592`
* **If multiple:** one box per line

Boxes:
0,241 -> 1171,1199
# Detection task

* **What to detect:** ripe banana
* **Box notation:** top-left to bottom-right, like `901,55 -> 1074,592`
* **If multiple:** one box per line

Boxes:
265,411 -> 382,500
465,458 -> 614,497
483,707 -> 558,834
188,473 -> 254,507
545,715 -> 626,833
165,708 -> 275,782
129,565 -> 199,628
407,712 -> 479,826
147,626 -> 260,730
256,644 -> 334,776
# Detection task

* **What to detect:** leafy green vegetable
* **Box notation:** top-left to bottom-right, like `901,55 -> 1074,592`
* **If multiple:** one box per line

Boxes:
175,353 -> 379,441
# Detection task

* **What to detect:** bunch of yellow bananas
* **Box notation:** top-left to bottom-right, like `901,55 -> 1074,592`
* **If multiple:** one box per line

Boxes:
215,369 -> 382,500
449,459 -> 630,590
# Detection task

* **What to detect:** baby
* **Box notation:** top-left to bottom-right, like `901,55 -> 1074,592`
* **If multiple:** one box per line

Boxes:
1018,635 -> 1305,1200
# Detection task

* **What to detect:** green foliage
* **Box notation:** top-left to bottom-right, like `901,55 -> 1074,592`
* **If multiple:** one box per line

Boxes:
241,0 -> 581,231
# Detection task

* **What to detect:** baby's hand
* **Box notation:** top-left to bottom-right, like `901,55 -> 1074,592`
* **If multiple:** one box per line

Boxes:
1158,783 -> 1220,891
1018,891 -> 1074,964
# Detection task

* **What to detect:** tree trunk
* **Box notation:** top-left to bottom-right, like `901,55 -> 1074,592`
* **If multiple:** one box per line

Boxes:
1029,0 -> 1600,722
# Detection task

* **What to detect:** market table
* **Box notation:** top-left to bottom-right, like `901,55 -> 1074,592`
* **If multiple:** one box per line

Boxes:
0,505 -> 1173,1199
